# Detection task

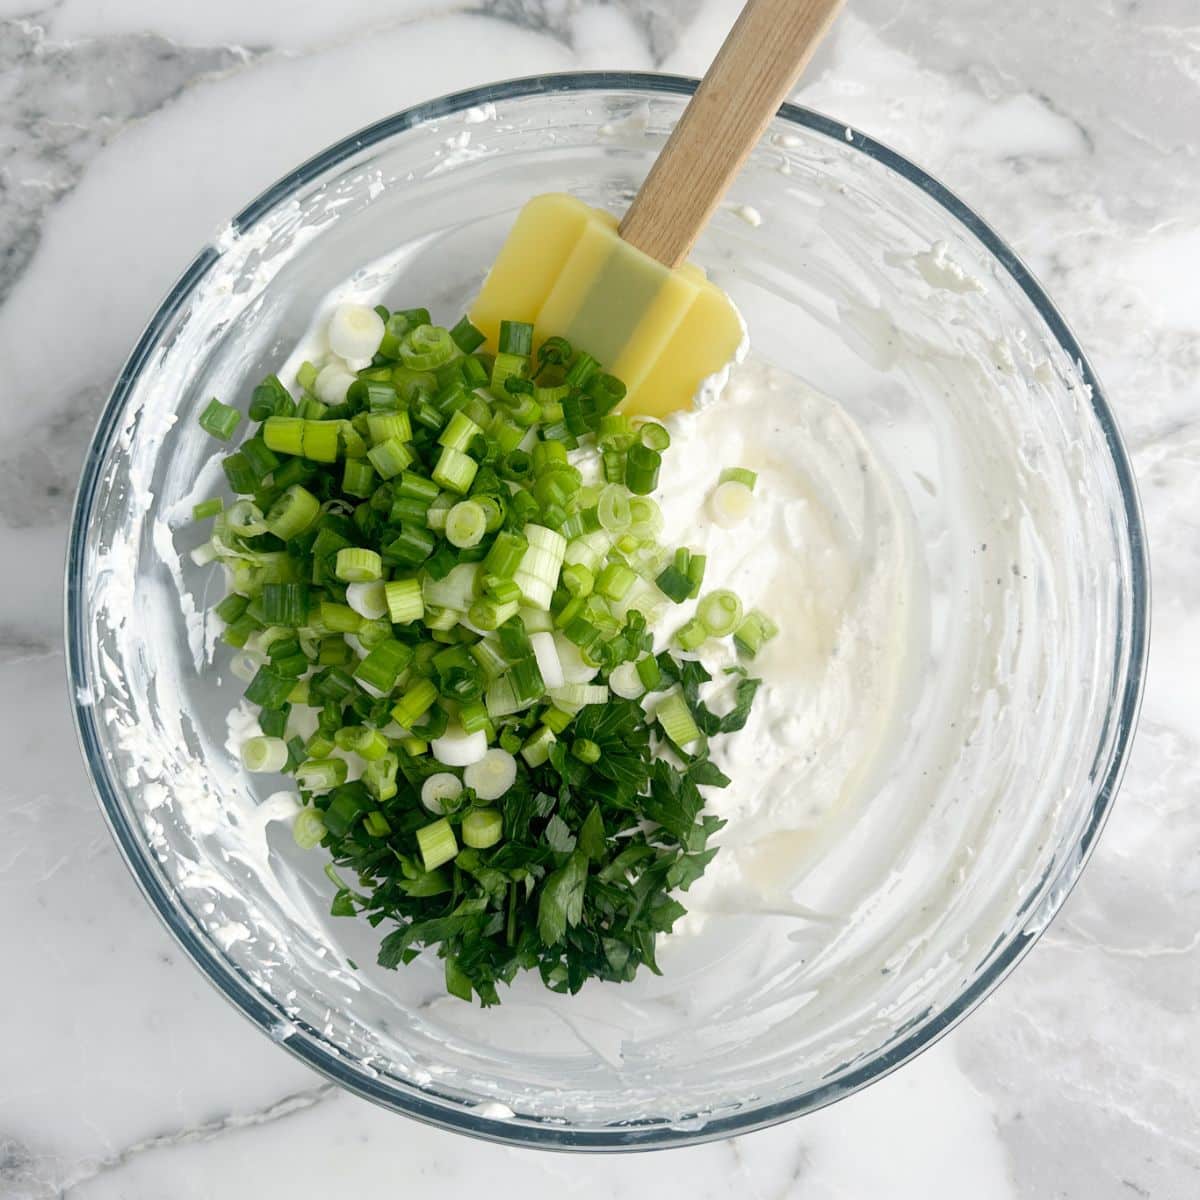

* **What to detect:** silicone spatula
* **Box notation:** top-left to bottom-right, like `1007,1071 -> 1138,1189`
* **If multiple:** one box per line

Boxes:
470,0 -> 844,417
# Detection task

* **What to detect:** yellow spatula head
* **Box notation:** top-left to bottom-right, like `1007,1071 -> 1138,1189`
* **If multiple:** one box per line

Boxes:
470,194 -> 742,418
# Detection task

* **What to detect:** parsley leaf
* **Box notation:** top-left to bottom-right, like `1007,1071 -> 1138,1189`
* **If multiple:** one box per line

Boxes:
537,850 -> 589,946
544,813 -> 577,854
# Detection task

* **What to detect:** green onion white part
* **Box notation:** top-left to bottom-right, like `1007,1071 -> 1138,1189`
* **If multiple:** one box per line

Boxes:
513,524 -> 566,609
607,660 -> 645,699
431,725 -> 488,768
420,772 -> 464,814
292,807 -> 327,849
328,303 -> 385,361
709,479 -> 755,527
241,736 -> 288,773
314,362 -> 356,405
529,631 -> 565,689
346,580 -> 388,620
553,635 -> 598,684
463,749 -> 517,801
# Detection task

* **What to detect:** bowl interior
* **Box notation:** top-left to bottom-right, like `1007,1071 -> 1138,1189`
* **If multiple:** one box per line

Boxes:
70,77 -> 1145,1147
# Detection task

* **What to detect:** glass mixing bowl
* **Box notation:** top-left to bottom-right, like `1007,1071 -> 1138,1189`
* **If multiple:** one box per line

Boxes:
67,74 -> 1148,1150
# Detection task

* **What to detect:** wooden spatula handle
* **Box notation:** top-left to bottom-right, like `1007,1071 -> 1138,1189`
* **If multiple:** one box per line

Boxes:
618,0 -> 844,269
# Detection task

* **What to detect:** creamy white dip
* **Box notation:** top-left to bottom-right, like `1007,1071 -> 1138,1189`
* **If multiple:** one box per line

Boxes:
655,359 -> 918,930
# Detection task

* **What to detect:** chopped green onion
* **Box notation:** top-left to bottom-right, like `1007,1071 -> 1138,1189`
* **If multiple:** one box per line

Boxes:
458,700 -> 492,735
586,372 -> 626,413
675,617 -> 708,652
367,437 -> 414,480
335,547 -> 383,583
421,772 -> 464,814
561,564 -> 594,597
215,593 -> 249,624
346,580 -> 388,620
335,725 -> 390,761
261,582 -> 310,627
264,485 -> 320,540
628,496 -> 664,541
491,352 -> 527,392
384,524 -> 436,567
301,419 -> 340,463
221,452 -> 258,494
262,415 -> 305,456
571,738 -> 601,764
319,600 -> 362,633
292,808 -> 326,849
363,810 -> 392,837
391,678 -> 438,728
445,500 -> 487,549
697,589 -> 744,637
295,757 -> 349,791
709,479 -> 754,527
596,483 -> 632,533
624,443 -> 661,495
513,524 -> 566,610
296,362 -> 320,394
546,683 -> 608,713
450,316 -> 486,354
367,411 -> 412,446
249,375 -> 295,421
719,466 -> 757,491
596,561 -> 637,602
192,497 -> 224,521
417,818 -> 458,871
734,609 -> 780,658
498,320 -> 534,356
432,446 -> 478,494
438,411 -> 482,454
656,689 -> 701,747
687,553 -> 707,599
520,725 -> 556,767
342,459 -> 377,498
638,422 -> 671,452
565,351 -> 598,387
431,724 -> 488,767
241,437 -> 280,480
363,753 -> 399,802
655,563 -> 693,604
401,324 -> 457,371
463,748 -> 517,800
607,661 -> 645,699
357,618 -> 391,648
396,470 -> 440,502
355,639 -> 413,691
462,808 -> 503,849
384,578 -> 424,624
241,736 -> 288,773
541,707 -> 575,734
199,398 -> 242,441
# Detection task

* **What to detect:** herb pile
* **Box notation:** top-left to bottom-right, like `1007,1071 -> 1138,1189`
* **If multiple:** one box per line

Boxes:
193,302 -> 778,1005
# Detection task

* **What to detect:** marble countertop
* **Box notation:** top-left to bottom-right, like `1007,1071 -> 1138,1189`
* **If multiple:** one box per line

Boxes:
2,1 -> 1197,1196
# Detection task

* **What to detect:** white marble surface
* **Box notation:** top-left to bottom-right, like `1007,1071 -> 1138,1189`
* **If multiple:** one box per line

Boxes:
1,0 -> 1197,1195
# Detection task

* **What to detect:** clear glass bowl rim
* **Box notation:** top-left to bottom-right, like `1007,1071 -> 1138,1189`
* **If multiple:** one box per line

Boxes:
65,71 -> 1150,1152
